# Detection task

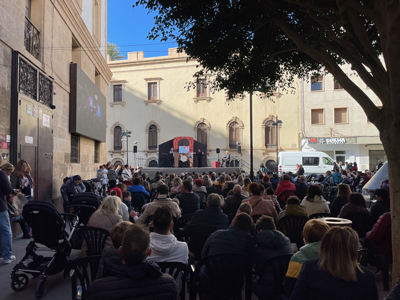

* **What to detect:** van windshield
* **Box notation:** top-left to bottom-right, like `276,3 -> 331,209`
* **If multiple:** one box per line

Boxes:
323,157 -> 334,165
303,157 -> 319,166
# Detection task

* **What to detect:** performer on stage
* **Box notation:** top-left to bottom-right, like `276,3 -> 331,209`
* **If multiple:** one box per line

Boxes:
194,149 -> 204,167
169,148 -> 175,167
222,151 -> 230,167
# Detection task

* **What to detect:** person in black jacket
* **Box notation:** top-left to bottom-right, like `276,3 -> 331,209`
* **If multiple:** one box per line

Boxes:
222,185 -> 247,215
185,194 -> 229,231
87,223 -> 177,300
176,180 -> 200,215
370,188 -> 390,225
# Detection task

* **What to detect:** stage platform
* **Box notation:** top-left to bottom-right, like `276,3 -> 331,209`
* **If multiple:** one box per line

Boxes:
140,167 -> 241,178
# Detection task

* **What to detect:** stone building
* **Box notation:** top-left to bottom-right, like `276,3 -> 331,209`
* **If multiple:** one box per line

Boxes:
0,0 -> 112,203
107,48 -> 301,173
300,65 -> 385,172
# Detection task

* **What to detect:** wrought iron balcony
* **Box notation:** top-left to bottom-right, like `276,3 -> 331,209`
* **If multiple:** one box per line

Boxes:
24,17 -> 40,60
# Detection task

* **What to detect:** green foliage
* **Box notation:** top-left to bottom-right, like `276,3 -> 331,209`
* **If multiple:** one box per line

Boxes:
107,42 -> 125,61
133,0 -> 383,105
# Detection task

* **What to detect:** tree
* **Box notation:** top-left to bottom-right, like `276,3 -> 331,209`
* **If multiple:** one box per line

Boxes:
107,42 -> 125,61
135,0 -> 400,282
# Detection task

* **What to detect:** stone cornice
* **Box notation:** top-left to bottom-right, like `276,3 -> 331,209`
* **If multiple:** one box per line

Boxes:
108,56 -> 194,69
57,0 -> 112,82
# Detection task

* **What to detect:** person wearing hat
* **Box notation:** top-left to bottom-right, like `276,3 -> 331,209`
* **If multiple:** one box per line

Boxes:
193,179 -> 206,193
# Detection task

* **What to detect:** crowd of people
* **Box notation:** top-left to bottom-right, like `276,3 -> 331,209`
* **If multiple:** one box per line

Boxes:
1,156 -> 398,299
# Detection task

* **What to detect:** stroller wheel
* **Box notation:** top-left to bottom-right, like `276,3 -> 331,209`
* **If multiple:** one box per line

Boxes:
11,274 -> 29,291
35,277 -> 46,299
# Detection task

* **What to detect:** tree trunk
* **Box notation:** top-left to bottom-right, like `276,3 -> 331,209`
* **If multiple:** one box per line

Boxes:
380,131 -> 400,286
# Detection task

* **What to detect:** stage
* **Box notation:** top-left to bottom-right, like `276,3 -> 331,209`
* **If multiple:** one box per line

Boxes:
140,167 -> 241,179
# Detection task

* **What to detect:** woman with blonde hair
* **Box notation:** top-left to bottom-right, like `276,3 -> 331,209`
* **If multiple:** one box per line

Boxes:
290,227 -> 378,300
330,184 -> 351,216
170,177 -> 182,195
242,177 -> 252,198
236,174 -> 244,187
86,196 -> 123,247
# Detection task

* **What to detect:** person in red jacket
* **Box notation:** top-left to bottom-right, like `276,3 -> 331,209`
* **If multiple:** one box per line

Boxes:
275,175 -> 296,197
366,212 -> 391,256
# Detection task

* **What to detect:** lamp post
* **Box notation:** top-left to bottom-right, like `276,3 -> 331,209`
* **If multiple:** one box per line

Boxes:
272,116 -> 283,174
249,92 -> 254,181
121,130 -> 132,165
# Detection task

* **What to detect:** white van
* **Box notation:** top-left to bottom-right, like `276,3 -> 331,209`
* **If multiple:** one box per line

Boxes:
278,151 -> 335,175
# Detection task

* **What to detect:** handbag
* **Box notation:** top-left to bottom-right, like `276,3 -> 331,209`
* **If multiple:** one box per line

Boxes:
7,202 -> 17,217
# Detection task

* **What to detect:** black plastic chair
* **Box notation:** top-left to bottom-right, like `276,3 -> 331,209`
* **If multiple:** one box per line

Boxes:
344,213 -> 372,238
156,262 -> 190,300
81,227 -> 110,256
195,192 -> 207,209
253,254 -> 292,299
277,190 -> 296,209
277,216 -> 309,249
190,253 -> 252,300
308,213 -> 334,219
184,226 -> 218,261
63,255 -> 102,300
131,191 -> 148,212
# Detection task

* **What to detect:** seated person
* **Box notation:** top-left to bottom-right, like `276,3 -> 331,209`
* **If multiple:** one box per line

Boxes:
277,196 -> 308,223
242,183 -> 277,220
147,207 -> 188,291
128,177 -> 150,197
193,179 -> 207,193
109,188 -> 129,221
338,193 -> 369,219
86,196 -> 123,247
222,185 -> 247,215
130,184 -> 181,224
253,216 -> 293,299
184,193 -> 229,231
290,227 -> 378,300
294,176 -> 308,200
370,188 -> 390,224
87,224 -> 178,300
237,203 -> 252,215
330,184 -> 350,217
176,180 -> 200,215
202,213 -> 255,260
97,221 -> 132,279
300,185 -> 330,217
275,175 -> 296,197
283,219 -> 330,298
263,187 -> 281,210
366,212 -> 391,257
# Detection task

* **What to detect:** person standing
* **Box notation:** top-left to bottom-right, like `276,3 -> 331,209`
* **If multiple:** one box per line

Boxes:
10,160 -> 34,202
169,148 -> 175,168
195,149 -> 204,167
0,169 -> 19,263
106,164 -> 117,189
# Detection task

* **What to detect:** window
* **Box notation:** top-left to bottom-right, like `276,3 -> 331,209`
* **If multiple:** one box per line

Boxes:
197,79 -> 207,97
148,82 -> 157,100
25,0 -> 31,19
303,157 -> 319,166
323,157 -> 334,165
333,78 -> 343,90
264,120 -> 277,148
334,108 -> 348,124
311,75 -> 323,91
197,122 -> 207,147
148,125 -> 158,150
71,134 -> 80,163
229,121 -> 240,149
311,109 -> 324,124
94,141 -> 100,163
113,85 -> 122,102
113,126 -> 122,150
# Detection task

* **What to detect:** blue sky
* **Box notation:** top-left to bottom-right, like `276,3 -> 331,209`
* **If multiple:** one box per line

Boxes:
107,0 -> 177,59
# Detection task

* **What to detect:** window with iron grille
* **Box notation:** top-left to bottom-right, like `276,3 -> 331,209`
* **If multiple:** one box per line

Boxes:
114,126 -> 122,150
229,121 -> 240,149
71,134 -> 80,163
149,125 -> 158,150
265,120 -> 277,148
113,85 -> 122,102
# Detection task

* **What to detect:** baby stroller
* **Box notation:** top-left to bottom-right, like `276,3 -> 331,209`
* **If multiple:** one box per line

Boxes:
10,201 -> 79,299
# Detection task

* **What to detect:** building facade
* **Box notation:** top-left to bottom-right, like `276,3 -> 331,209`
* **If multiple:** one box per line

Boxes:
107,48 -> 301,173
300,66 -> 385,172
0,0 -> 112,203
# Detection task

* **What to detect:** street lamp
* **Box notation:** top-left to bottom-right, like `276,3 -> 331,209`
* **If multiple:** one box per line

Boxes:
121,130 -> 132,165
272,116 -> 283,174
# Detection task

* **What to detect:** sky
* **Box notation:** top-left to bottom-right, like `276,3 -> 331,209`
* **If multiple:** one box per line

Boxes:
107,0 -> 177,59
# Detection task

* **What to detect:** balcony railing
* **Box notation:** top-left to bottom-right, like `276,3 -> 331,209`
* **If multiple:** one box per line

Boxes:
24,17 -> 40,60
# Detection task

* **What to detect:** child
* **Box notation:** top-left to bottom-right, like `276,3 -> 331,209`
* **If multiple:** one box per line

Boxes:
333,168 -> 342,184
121,191 -> 132,212
96,221 -> 132,279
